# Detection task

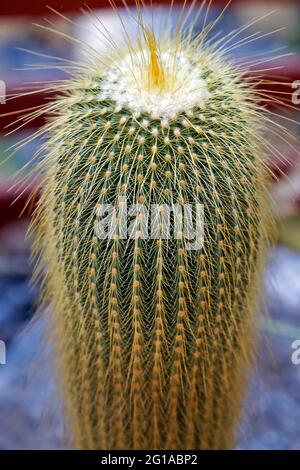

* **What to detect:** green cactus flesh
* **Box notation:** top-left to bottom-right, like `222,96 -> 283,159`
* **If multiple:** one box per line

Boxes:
32,32 -> 272,449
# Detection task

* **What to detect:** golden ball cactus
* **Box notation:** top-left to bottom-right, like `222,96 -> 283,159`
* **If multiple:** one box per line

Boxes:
28,5 -> 279,450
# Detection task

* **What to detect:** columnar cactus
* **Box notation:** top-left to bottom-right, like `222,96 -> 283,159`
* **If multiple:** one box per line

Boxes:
31,12 -> 273,450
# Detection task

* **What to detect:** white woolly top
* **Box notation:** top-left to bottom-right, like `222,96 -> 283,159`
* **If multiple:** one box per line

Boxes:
100,49 -> 210,119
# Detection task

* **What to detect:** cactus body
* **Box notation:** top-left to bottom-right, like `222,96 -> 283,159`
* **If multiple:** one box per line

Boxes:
32,23 -> 272,450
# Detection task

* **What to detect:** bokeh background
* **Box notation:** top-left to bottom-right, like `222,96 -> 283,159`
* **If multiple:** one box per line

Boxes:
0,0 -> 300,450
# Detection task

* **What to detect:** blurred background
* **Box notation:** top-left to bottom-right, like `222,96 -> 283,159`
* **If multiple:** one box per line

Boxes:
0,0 -> 300,450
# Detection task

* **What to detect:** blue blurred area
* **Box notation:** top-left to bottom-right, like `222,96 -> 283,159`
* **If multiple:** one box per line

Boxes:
0,222 -> 37,344
238,249 -> 300,450
0,22 -> 71,83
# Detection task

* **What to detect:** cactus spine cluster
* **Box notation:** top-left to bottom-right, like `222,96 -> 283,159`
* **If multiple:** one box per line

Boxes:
31,12 -> 273,450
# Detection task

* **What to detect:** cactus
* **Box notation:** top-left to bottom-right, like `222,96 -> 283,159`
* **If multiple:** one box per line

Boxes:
29,8 -> 275,450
